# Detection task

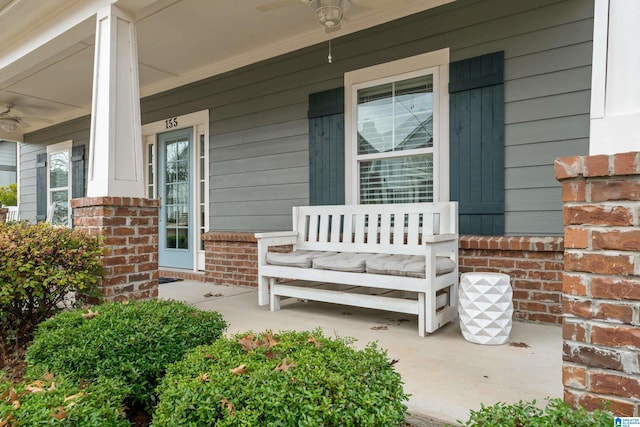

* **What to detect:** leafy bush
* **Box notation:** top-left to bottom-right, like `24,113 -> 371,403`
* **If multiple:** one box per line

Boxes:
0,183 -> 17,207
152,329 -> 408,427
0,370 -> 130,426
0,221 -> 103,350
459,398 -> 613,426
26,300 -> 227,411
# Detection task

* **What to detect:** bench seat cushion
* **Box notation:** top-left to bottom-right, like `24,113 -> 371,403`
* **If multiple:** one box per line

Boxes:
266,250 -> 336,268
366,254 -> 456,278
312,252 -> 387,273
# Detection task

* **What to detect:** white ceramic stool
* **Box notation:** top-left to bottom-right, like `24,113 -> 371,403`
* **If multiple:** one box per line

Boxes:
458,272 -> 513,345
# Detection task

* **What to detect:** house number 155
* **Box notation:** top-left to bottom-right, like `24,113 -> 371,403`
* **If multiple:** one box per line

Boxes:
165,117 -> 178,129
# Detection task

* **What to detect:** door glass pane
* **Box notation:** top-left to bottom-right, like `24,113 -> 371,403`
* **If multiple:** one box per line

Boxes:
164,137 -> 189,251
359,154 -> 433,204
50,190 -> 69,226
49,152 -> 69,188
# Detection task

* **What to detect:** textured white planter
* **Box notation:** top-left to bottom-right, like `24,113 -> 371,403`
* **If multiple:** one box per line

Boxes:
459,272 -> 513,345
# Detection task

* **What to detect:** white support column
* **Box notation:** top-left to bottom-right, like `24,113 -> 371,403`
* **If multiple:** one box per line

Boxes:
87,5 -> 144,197
590,0 -> 640,155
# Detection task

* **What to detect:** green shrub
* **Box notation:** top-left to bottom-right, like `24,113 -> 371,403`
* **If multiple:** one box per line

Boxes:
0,370 -> 130,426
0,183 -> 17,207
26,300 -> 227,411
459,398 -> 613,426
152,329 -> 408,427
0,221 -> 103,349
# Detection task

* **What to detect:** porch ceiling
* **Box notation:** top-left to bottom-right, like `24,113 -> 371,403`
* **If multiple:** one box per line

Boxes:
0,0 -> 454,140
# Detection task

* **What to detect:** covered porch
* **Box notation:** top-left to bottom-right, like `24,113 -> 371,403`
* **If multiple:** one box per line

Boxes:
159,280 -> 562,425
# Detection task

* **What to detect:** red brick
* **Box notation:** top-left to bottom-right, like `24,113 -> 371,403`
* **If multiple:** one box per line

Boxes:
487,258 -> 515,268
583,154 -> 610,177
518,301 -> 548,313
113,265 -> 136,275
563,320 -> 586,342
564,205 -> 633,226
591,277 -> 640,301
563,342 -> 628,371
594,302 -> 633,324
591,325 -> 640,349
562,365 -> 586,389
591,372 -> 640,399
590,179 -> 640,202
564,227 -> 589,249
555,156 -> 582,180
562,180 -> 586,202
563,274 -> 588,296
102,256 -> 127,266
613,152 -> 639,175
513,279 -> 542,290
564,389 -> 635,417
531,292 -> 561,303
592,229 -> 640,251
563,298 -> 593,319
112,227 -> 136,236
564,252 -> 634,276
527,313 -> 560,324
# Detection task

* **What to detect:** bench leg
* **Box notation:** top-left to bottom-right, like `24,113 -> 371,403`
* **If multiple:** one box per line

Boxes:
425,288 -> 437,334
418,293 -> 426,337
269,278 -> 281,311
258,275 -> 270,306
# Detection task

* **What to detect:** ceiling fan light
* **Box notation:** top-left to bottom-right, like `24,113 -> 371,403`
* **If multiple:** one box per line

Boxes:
309,0 -> 348,30
0,118 -> 17,133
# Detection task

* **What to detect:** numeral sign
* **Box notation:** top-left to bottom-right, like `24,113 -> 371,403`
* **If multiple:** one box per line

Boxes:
165,117 -> 178,129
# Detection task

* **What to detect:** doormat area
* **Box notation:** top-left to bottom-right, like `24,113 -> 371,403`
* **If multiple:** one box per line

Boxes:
158,277 -> 184,284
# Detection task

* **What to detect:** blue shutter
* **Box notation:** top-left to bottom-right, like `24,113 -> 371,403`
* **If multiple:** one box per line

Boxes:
71,144 -> 85,199
450,51 -> 505,235
36,152 -> 47,222
308,87 -> 345,206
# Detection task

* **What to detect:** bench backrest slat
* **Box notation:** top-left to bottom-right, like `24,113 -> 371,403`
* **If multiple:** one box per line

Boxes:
293,203 -> 458,255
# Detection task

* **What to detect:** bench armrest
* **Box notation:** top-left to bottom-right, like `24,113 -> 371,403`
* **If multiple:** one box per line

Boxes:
423,233 -> 458,243
254,231 -> 298,239
255,231 -> 299,247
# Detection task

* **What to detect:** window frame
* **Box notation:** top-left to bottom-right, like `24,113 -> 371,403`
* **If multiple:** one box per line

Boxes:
46,140 -> 73,227
344,48 -> 450,204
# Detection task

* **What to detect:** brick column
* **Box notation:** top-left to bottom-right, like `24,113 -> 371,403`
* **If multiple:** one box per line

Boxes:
555,151 -> 640,416
0,207 -> 7,222
71,197 -> 160,302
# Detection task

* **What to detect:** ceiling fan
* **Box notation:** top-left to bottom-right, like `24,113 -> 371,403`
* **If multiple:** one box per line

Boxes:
257,0 -> 368,32
0,103 -> 52,133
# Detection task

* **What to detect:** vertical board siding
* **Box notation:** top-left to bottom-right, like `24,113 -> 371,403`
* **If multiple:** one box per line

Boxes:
450,51 -> 505,235
308,87 -> 345,206
21,0 -> 591,234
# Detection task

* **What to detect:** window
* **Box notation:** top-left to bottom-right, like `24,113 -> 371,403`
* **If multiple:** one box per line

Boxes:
46,140 -> 72,226
345,49 -> 450,204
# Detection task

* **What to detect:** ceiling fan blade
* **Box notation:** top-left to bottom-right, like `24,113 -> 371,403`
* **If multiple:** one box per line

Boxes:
17,118 -> 32,128
256,0 -> 301,12
20,116 -> 53,124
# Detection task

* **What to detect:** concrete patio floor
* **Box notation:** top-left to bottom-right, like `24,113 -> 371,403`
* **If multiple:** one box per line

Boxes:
159,280 -> 563,426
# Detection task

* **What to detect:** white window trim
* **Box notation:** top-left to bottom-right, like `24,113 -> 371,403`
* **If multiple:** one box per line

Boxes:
141,110 -> 209,271
46,140 -> 73,227
344,48 -> 450,204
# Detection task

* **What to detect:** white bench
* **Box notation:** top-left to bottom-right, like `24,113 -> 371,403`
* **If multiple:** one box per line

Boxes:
255,202 -> 459,336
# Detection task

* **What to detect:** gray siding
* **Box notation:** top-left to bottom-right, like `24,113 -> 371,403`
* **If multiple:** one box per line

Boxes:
22,0 -> 593,235
0,141 -> 17,186
20,117 -> 90,221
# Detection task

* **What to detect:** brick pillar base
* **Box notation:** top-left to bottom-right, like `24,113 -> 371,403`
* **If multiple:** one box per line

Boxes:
556,152 -> 640,416
203,232 -> 258,287
71,197 -> 160,302
459,236 -> 564,325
